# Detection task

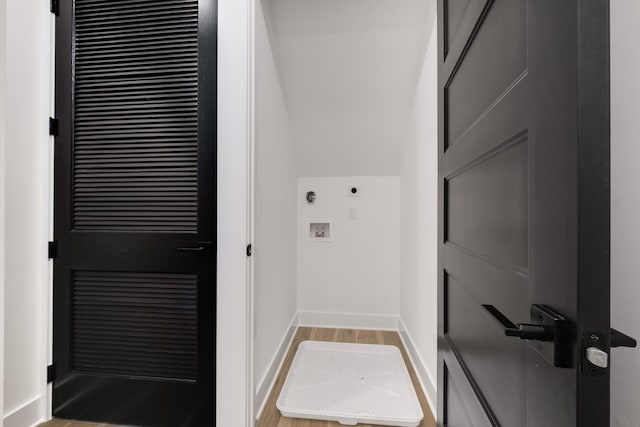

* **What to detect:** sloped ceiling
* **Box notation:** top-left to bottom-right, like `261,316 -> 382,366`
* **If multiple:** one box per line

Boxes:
265,0 -> 436,177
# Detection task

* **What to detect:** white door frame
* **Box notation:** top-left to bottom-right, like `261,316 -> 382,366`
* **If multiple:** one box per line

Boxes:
216,0 -> 256,426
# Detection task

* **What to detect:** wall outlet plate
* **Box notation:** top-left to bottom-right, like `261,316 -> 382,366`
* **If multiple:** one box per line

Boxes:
348,186 -> 361,197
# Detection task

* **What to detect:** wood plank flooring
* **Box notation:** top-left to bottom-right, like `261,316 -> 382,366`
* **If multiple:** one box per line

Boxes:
41,327 -> 436,427
256,327 -> 437,427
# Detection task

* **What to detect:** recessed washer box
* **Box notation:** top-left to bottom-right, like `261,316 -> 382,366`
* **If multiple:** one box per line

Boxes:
308,221 -> 332,241
277,341 -> 424,426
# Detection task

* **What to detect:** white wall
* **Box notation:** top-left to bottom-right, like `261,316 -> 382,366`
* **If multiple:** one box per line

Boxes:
216,0 -> 253,425
268,0 -> 434,177
0,0 -> 6,423
3,0 -> 50,425
297,177 -> 400,322
610,2 -> 640,426
399,20 -> 438,410
253,0 -> 298,409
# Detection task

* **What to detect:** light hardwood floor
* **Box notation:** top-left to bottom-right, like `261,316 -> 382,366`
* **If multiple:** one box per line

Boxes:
256,327 -> 437,427
41,327 -> 436,427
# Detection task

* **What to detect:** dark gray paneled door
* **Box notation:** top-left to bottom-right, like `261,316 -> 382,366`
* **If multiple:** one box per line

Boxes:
437,1 -> 620,426
53,1 -> 216,426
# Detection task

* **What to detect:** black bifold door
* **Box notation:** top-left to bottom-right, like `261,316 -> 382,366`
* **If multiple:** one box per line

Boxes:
53,1 -> 216,426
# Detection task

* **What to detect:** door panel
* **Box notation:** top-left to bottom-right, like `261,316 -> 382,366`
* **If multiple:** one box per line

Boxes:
71,271 -> 198,381
446,0 -> 526,149
446,138 -> 528,268
438,0 -> 611,426
442,359 -> 493,427
446,273 -> 527,426
72,0 -> 199,233
443,0 -> 471,58
53,1 -> 216,426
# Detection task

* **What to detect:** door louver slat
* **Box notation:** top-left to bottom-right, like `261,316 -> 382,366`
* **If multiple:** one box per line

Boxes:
72,271 -> 198,381
73,0 -> 199,232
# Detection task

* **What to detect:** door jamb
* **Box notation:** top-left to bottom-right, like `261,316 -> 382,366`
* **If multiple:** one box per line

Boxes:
247,0 -> 256,424
217,0 -> 255,426
47,6 -> 56,422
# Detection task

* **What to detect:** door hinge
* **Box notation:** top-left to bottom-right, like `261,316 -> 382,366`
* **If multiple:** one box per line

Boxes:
47,363 -> 57,383
48,241 -> 58,259
49,117 -> 59,136
50,0 -> 59,16
246,244 -> 252,257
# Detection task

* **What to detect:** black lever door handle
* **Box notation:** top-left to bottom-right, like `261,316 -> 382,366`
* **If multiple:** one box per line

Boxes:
177,241 -> 212,255
483,304 -> 551,341
484,304 -> 570,368
611,328 -> 637,348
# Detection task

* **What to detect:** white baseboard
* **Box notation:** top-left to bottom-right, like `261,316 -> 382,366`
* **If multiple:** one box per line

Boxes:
398,318 -> 437,418
297,311 -> 399,331
4,396 -> 45,427
255,313 -> 298,420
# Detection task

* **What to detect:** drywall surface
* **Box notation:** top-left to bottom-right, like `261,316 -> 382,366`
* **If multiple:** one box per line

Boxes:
297,176 -> 400,318
0,0 -> 6,423
253,0 -> 298,397
268,0 -> 434,177
216,0 -> 252,425
3,0 -> 50,424
610,2 -> 640,426
399,20 -> 438,408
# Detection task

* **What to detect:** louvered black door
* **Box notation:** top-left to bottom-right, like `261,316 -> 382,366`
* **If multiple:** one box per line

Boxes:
53,1 -> 216,426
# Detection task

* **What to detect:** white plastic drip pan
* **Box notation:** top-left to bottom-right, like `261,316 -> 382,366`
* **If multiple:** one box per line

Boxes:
276,341 -> 424,426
